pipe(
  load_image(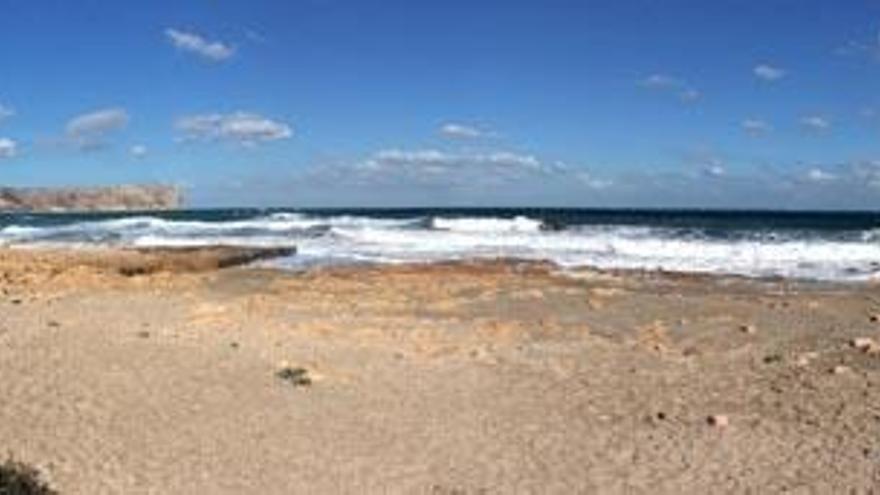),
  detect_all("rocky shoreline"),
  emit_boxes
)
[0,185,181,212]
